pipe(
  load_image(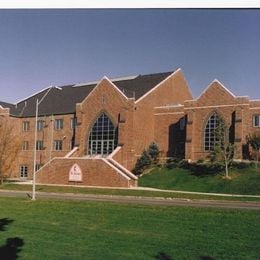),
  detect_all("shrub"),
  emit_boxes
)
[148,142,160,163]
[189,162,224,176]
[133,150,152,175]
[231,161,253,169]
